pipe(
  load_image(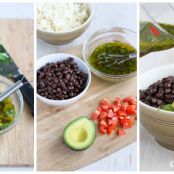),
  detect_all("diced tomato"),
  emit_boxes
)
[100,98,110,106]
[117,129,126,136]
[107,125,115,135]
[119,116,124,124]
[99,111,108,119]
[108,118,118,127]
[91,109,100,120]
[99,103,109,111]
[100,126,107,134]
[126,105,136,115]
[117,110,127,117]
[110,104,120,113]
[125,116,131,119]
[128,115,137,123]
[123,96,136,105]
[120,102,128,111]
[90,96,136,137]
[107,109,115,118]
[100,120,108,128]
[115,97,121,106]
[97,107,102,113]
[122,118,132,129]
[111,116,119,122]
